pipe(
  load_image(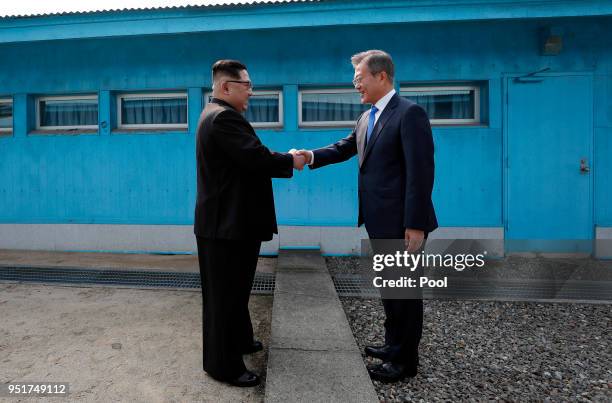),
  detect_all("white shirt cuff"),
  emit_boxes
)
[308,150,315,166]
